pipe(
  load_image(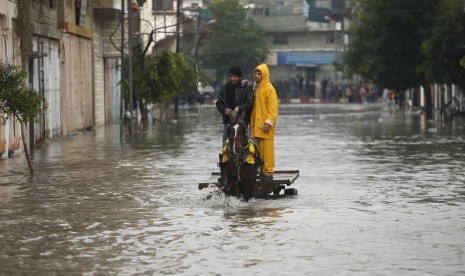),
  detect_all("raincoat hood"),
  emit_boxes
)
[254,64,270,87]
[250,63,278,140]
